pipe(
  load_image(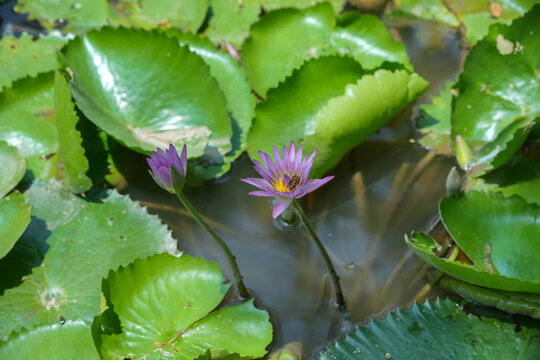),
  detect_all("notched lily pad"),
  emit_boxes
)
[0,321,99,360]
[320,298,540,360]
[0,180,179,341]
[0,141,26,198]
[242,2,412,97]
[247,56,428,177]
[61,27,232,161]
[96,253,273,360]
